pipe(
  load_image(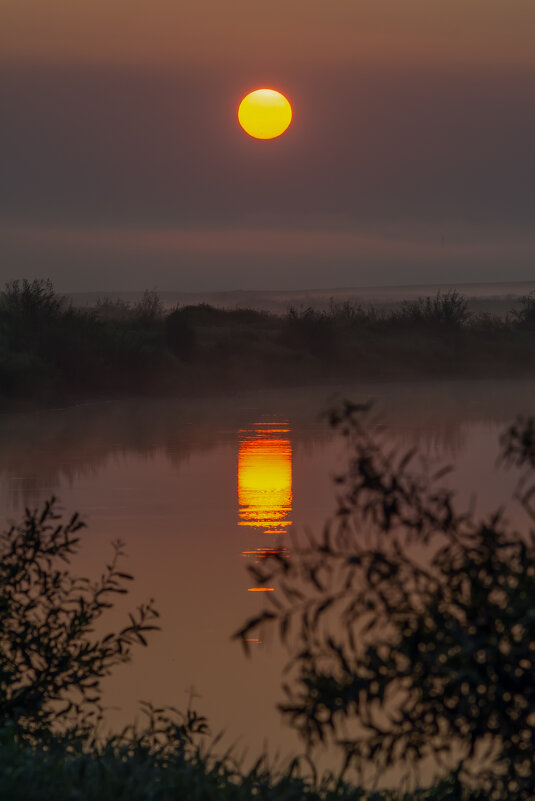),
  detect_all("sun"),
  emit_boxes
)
[238,88,292,140]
